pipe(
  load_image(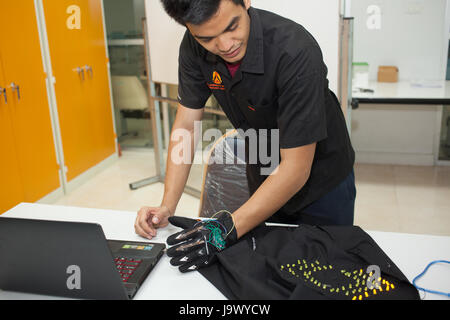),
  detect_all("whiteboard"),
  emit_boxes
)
[145,0,341,92]
[145,0,185,85]
[350,0,448,81]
